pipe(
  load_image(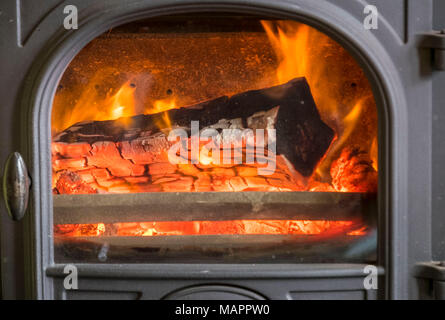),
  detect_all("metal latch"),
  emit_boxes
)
[2,152,31,221]
[420,30,445,71]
